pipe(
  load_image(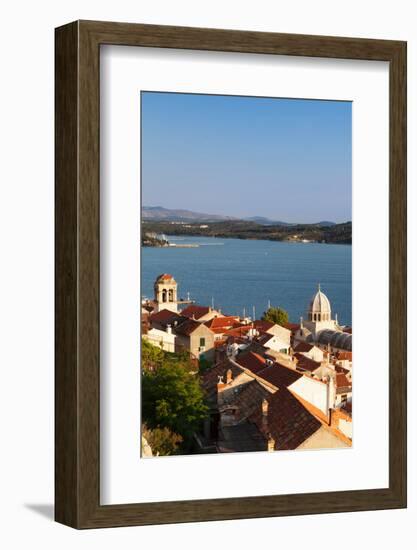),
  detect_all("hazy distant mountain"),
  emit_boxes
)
[315,221,337,227]
[245,216,294,226]
[143,206,338,226]
[245,216,337,227]
[142,206,237,222]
